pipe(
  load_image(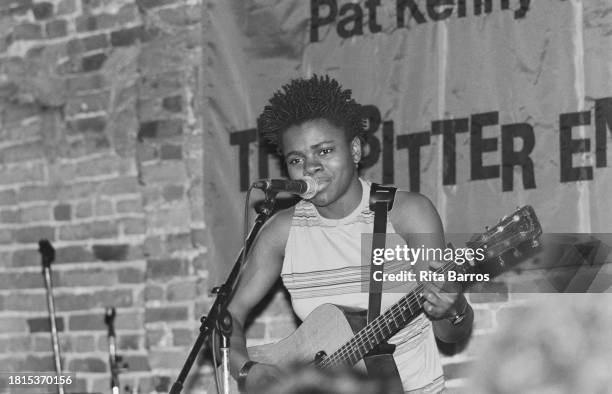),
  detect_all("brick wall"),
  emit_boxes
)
[0,1,518,393]
[0,0,218,392]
